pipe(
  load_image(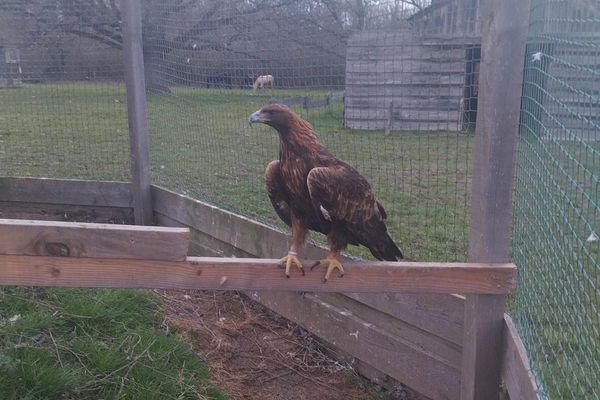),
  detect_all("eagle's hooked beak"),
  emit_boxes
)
[248,110,267,125]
